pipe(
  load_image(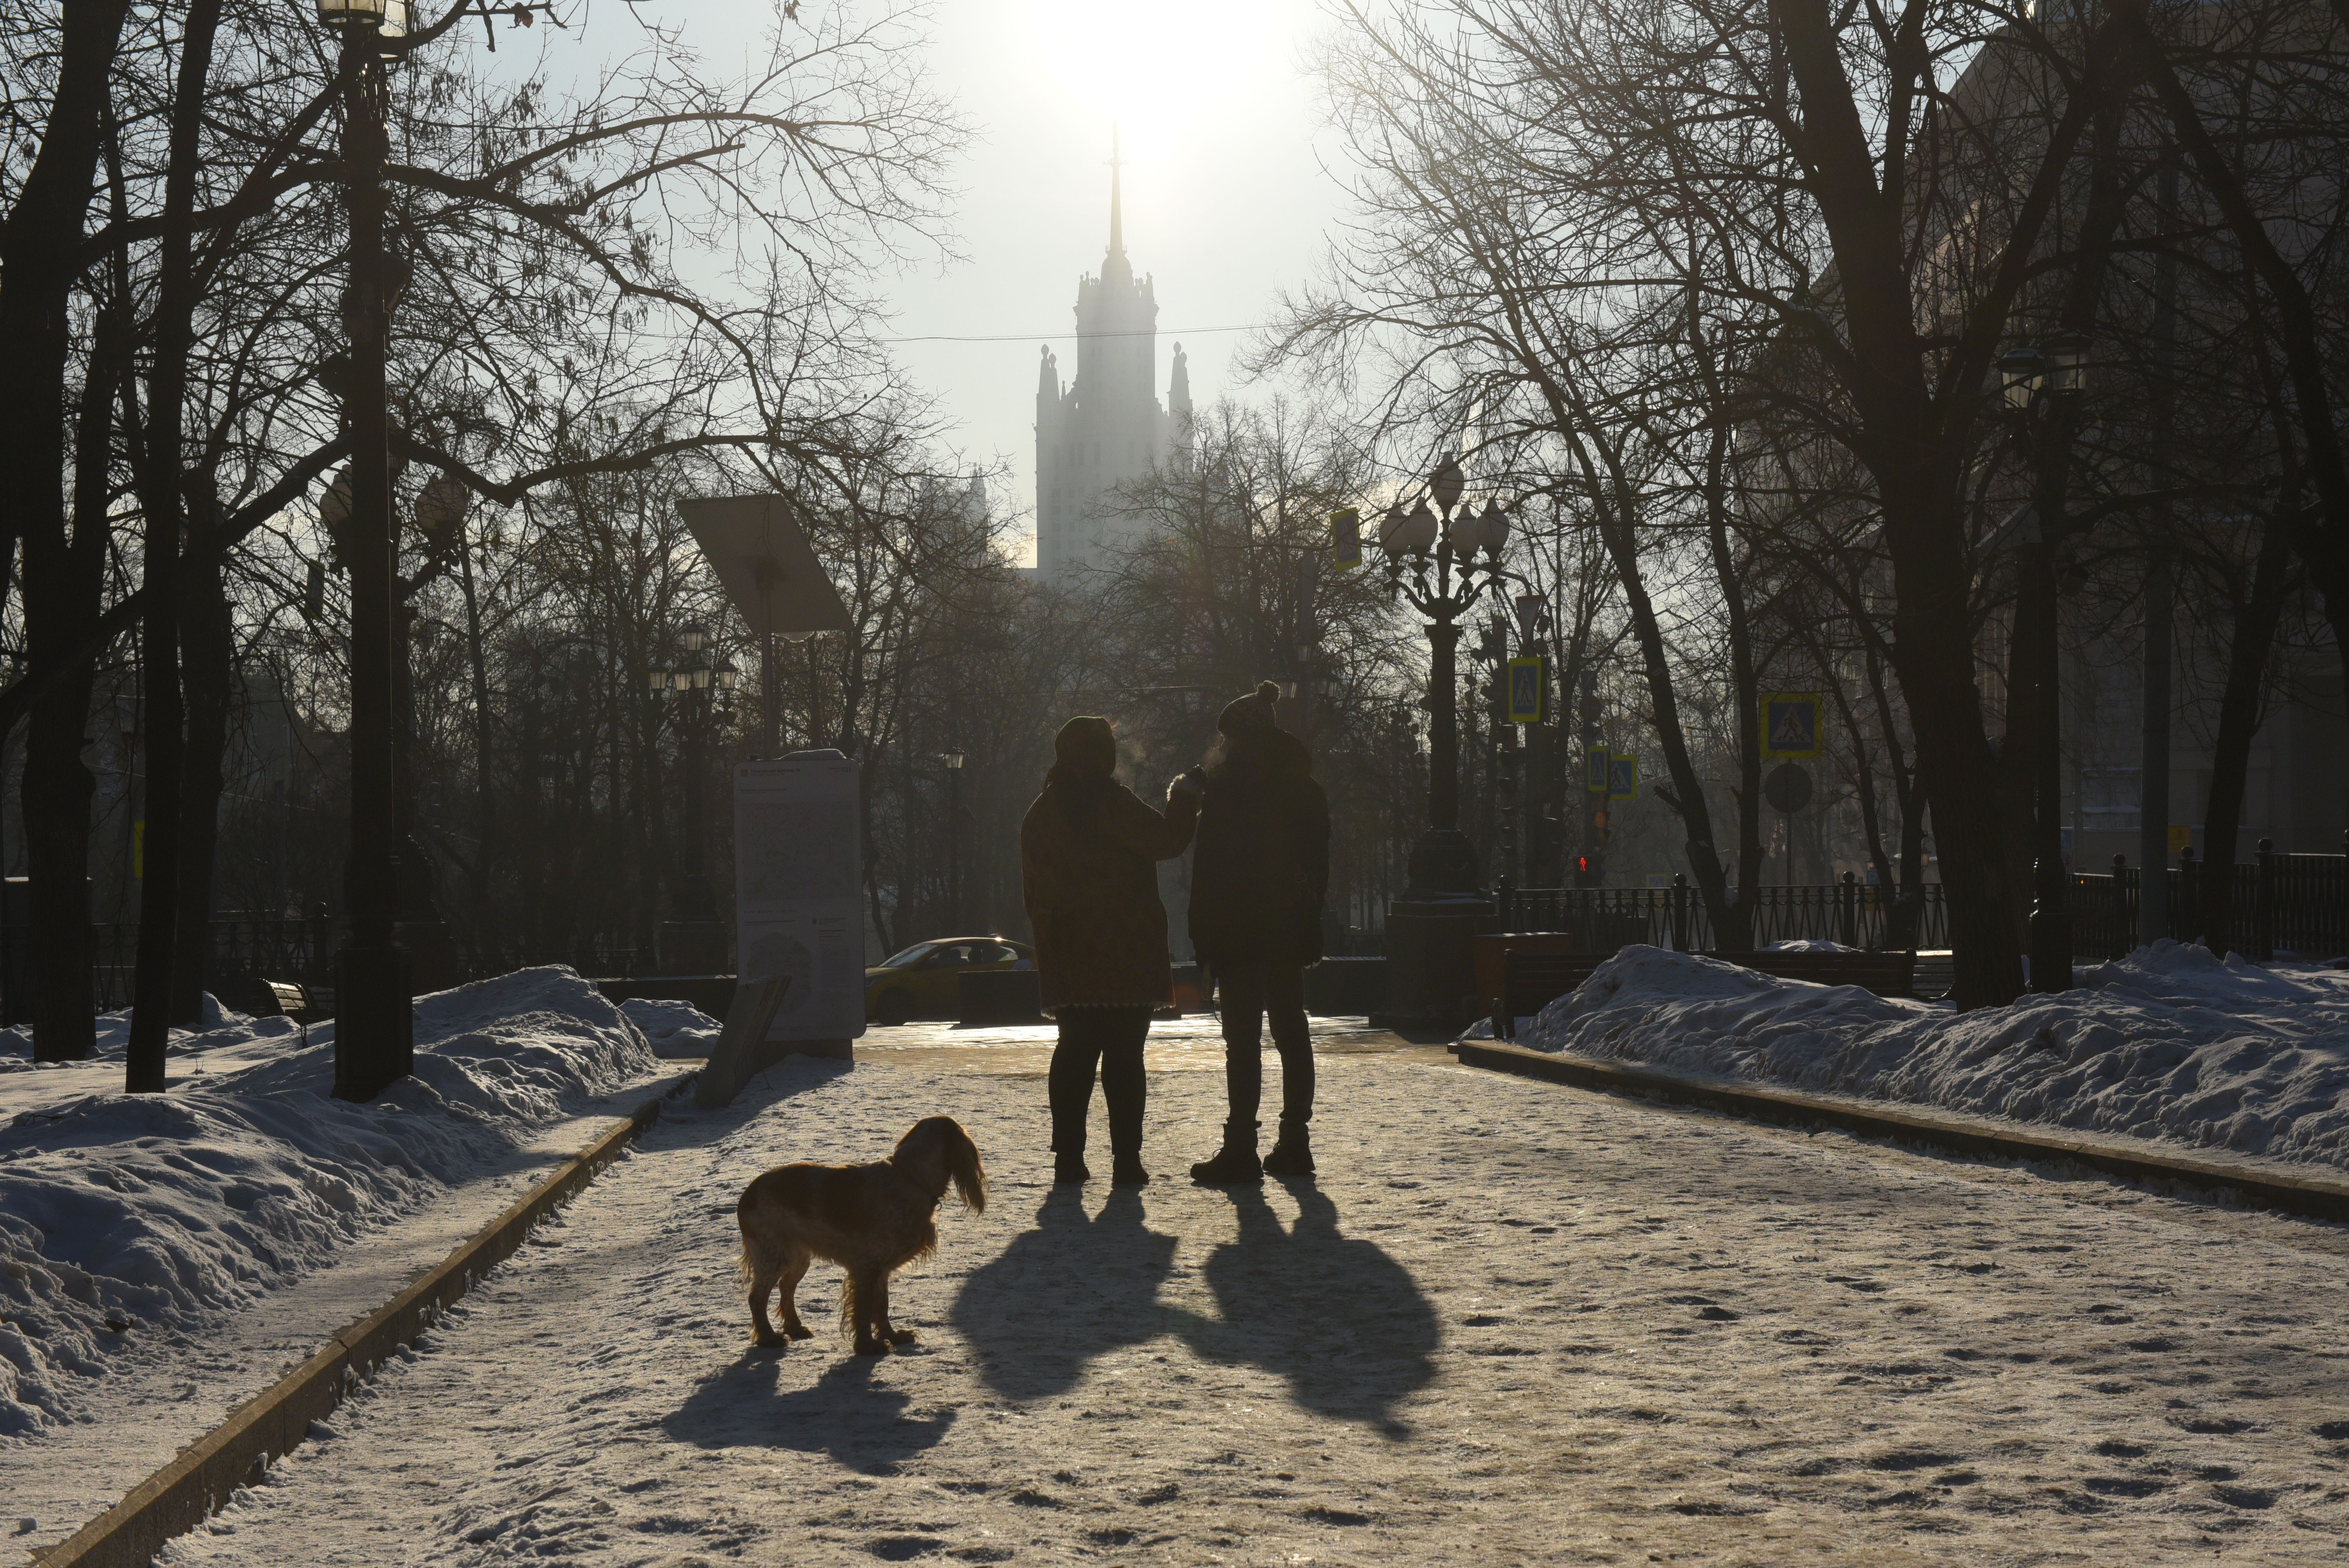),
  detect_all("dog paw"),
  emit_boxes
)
[786,1324,815,1340]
